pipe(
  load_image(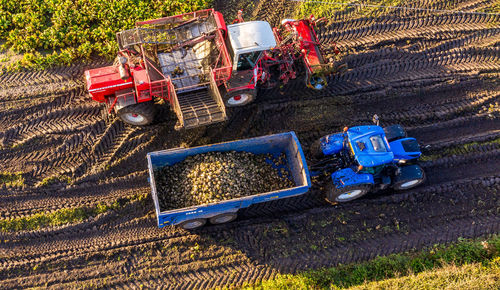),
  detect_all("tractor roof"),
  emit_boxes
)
[227,21,277,55]
[347,125,394,167]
